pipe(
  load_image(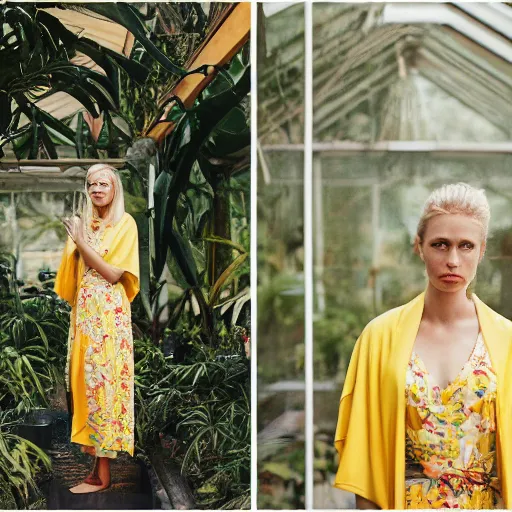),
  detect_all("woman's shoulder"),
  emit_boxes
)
[119,211,137,227]
[475,296,512,333]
